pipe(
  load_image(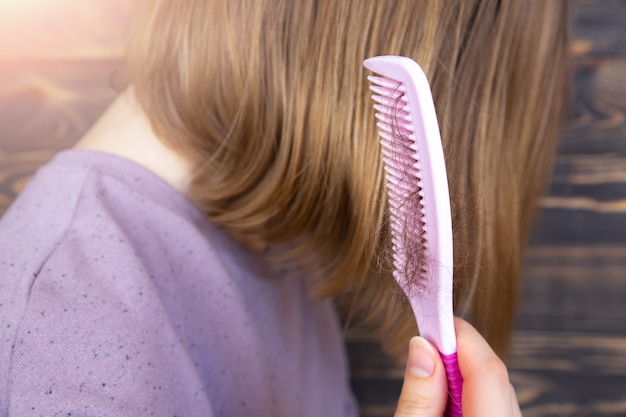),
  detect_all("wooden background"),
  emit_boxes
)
[1,1,625,416]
